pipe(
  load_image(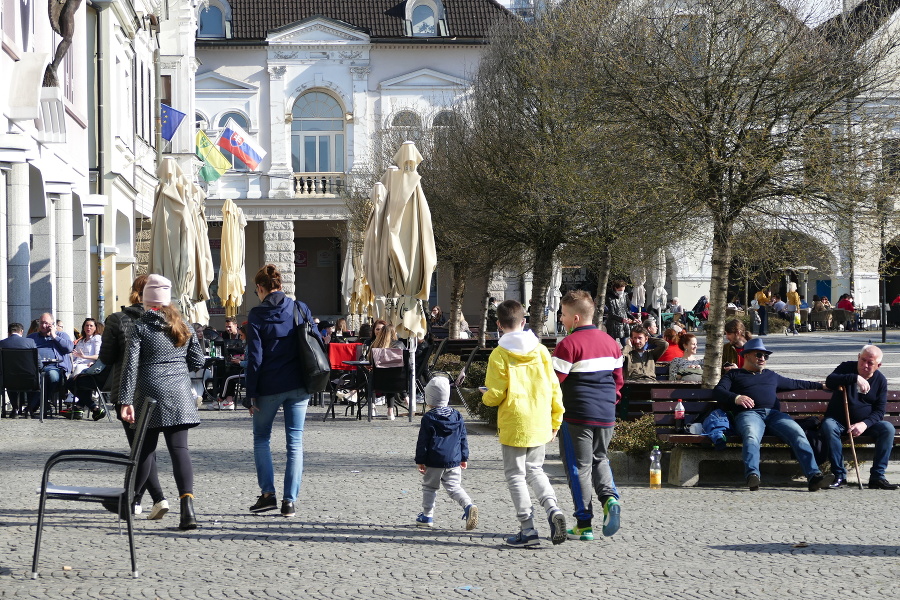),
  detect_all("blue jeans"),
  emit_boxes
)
[820,417,895,479]
[735,409,821,479]
[27,366,64,412]
[252,387,310,502]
